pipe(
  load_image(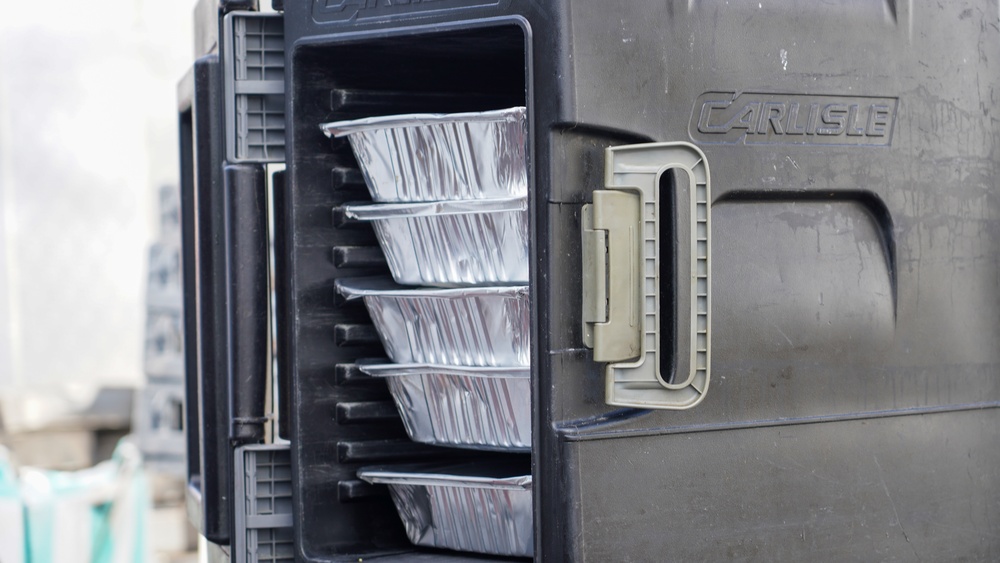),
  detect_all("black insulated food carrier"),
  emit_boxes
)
[177,1,1000,561]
